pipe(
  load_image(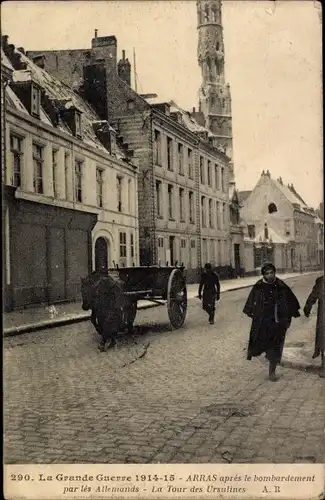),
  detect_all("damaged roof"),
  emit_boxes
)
[2,45,126,160]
